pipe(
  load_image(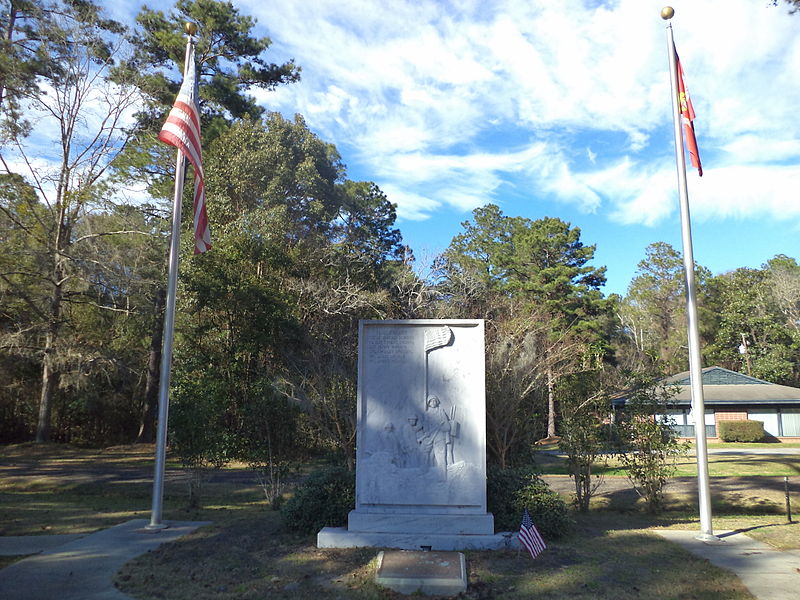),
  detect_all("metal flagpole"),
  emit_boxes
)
[147,23,197,531]
[662,7,716,541]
